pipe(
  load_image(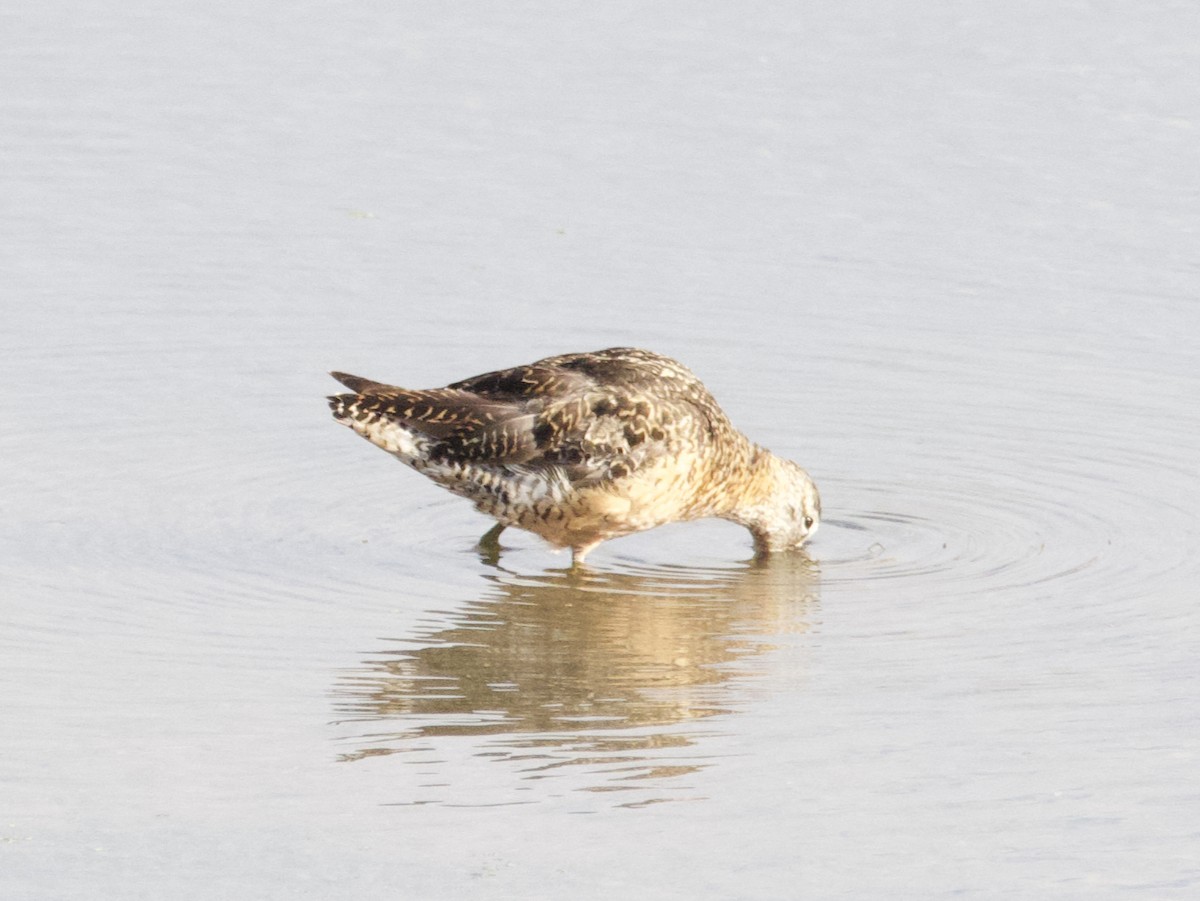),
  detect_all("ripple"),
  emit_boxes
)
[813,426,1197,607]
[819,477,1101,591]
